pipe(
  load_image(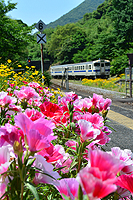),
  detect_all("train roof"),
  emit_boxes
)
[50,59,110,68]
